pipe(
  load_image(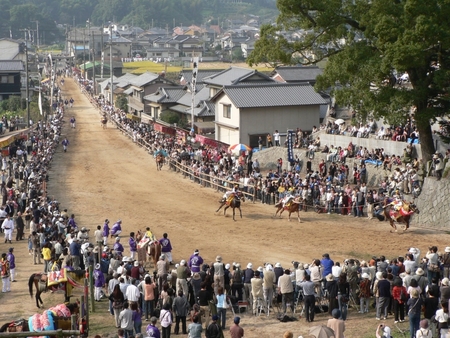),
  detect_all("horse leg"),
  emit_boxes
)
[239,207,242,219]
[288,211,291,221]
[224,206,228,216]
[216,204,224,213]
[297,211,301,223]
[232,208,236,221]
